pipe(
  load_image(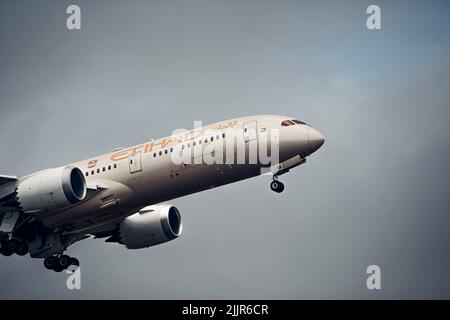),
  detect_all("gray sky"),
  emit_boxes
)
[1,0,450,299]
